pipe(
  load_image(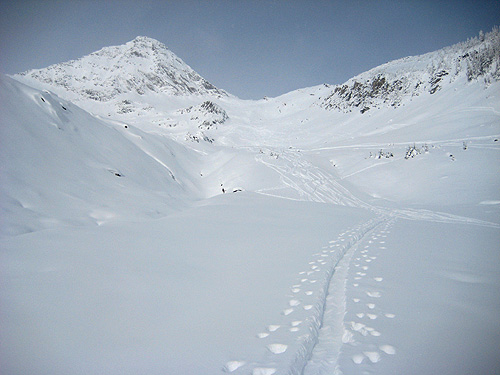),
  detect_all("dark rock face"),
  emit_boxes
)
[320,27,500,114]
